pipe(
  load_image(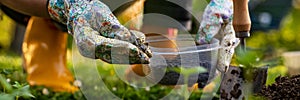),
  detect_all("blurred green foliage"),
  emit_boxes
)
[0,12,15,49]
[248,8,300,54]
[235,49,263,68]
[0,50,218,99]
[0,51,22,70]
[0,50,286,99]
[266,65,287,85]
